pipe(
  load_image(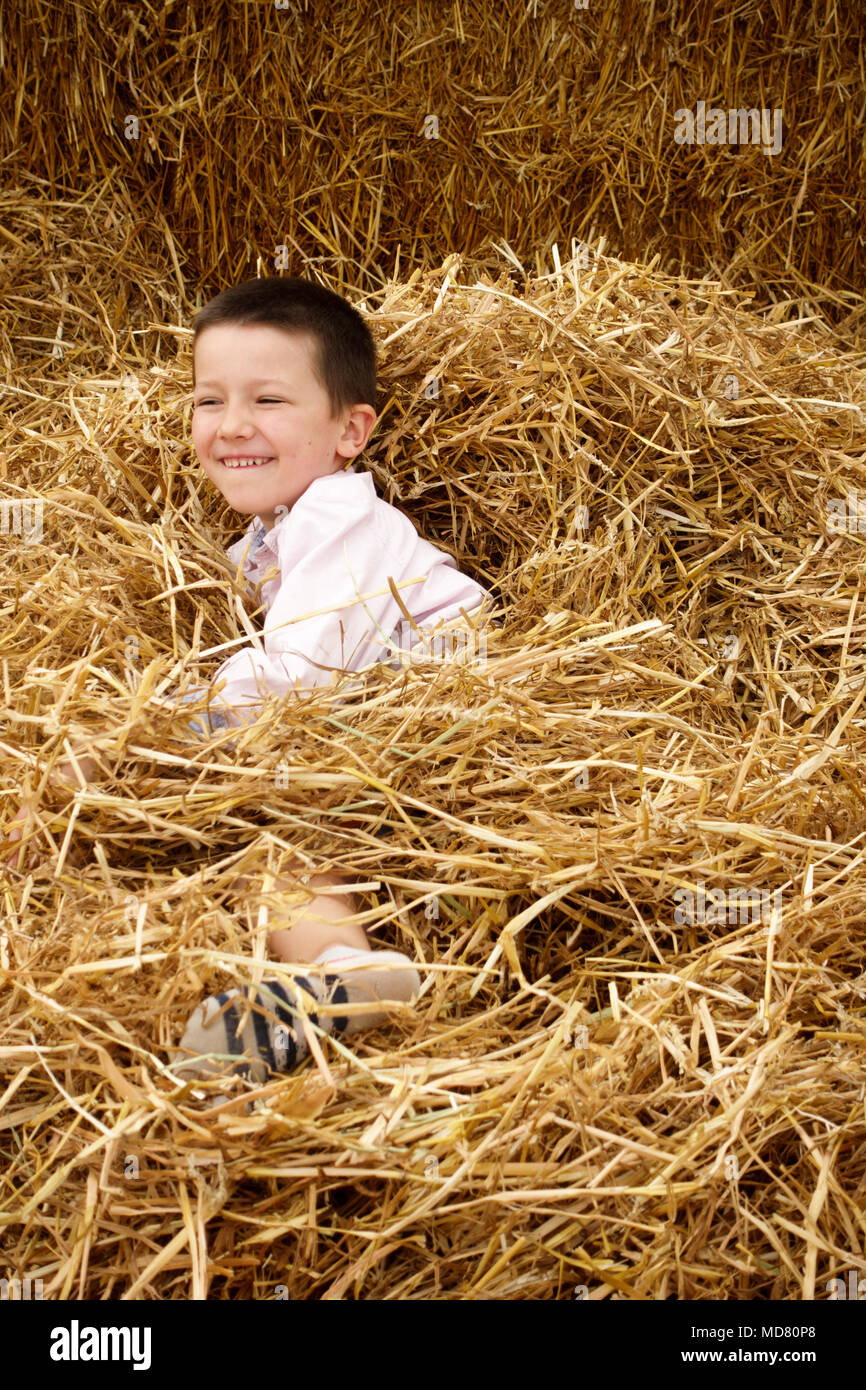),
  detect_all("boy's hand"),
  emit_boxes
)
[3,754,99,873]
[46,754,100,789]
[4,792,42,873]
